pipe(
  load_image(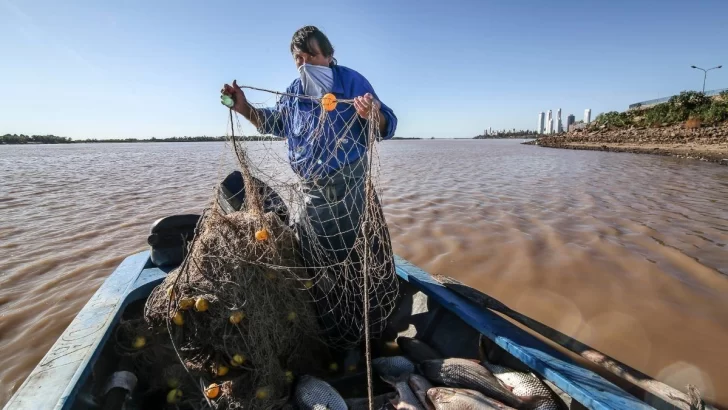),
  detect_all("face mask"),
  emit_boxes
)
[298,63,334,98]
